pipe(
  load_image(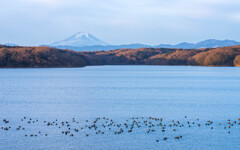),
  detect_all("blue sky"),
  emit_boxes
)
[1,0,240,46]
